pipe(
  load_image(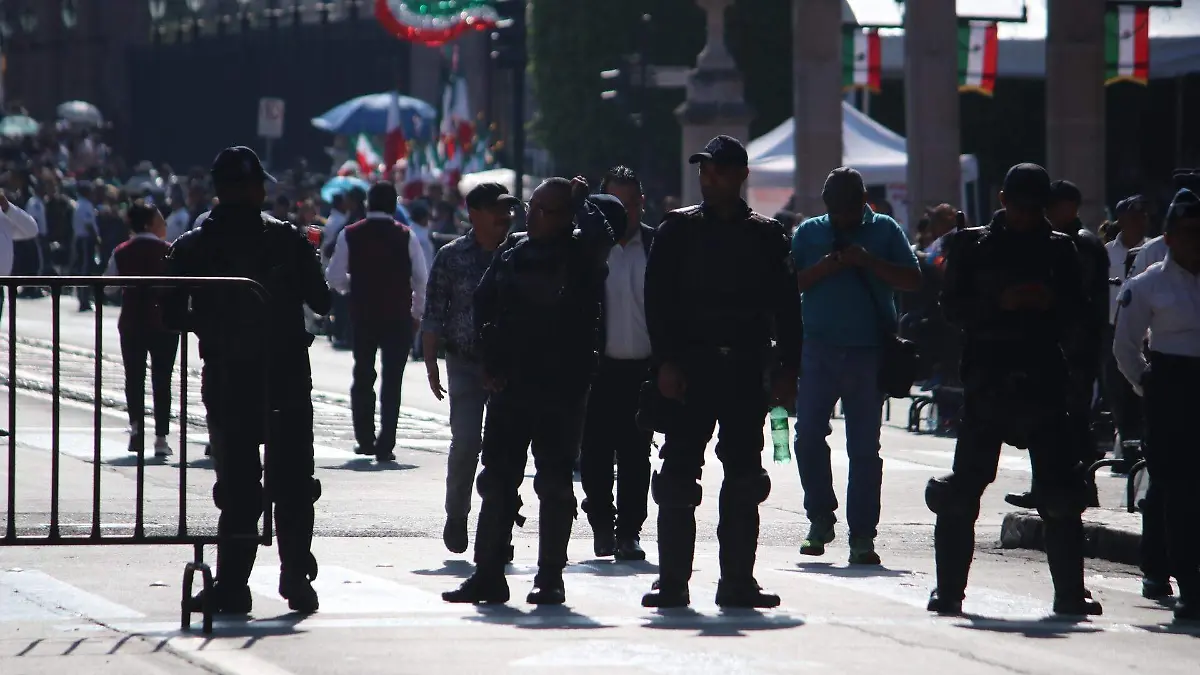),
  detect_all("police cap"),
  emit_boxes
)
[1115,194,1147,216]
[587,193,628,236]
[688,135,748,167]
[465,182,521,211]
[1166,188,1200,230]
[1048,179,1082,206]
[1001,163,1051,209]
[210,146,276,186]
